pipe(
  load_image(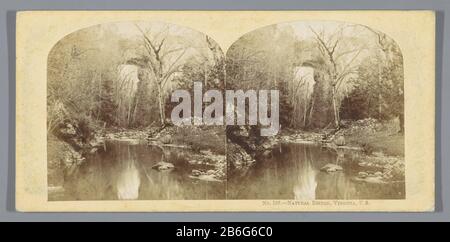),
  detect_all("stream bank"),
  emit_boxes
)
[228,118,405,186]
[48,118,405,199]
[98,125,226,183]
